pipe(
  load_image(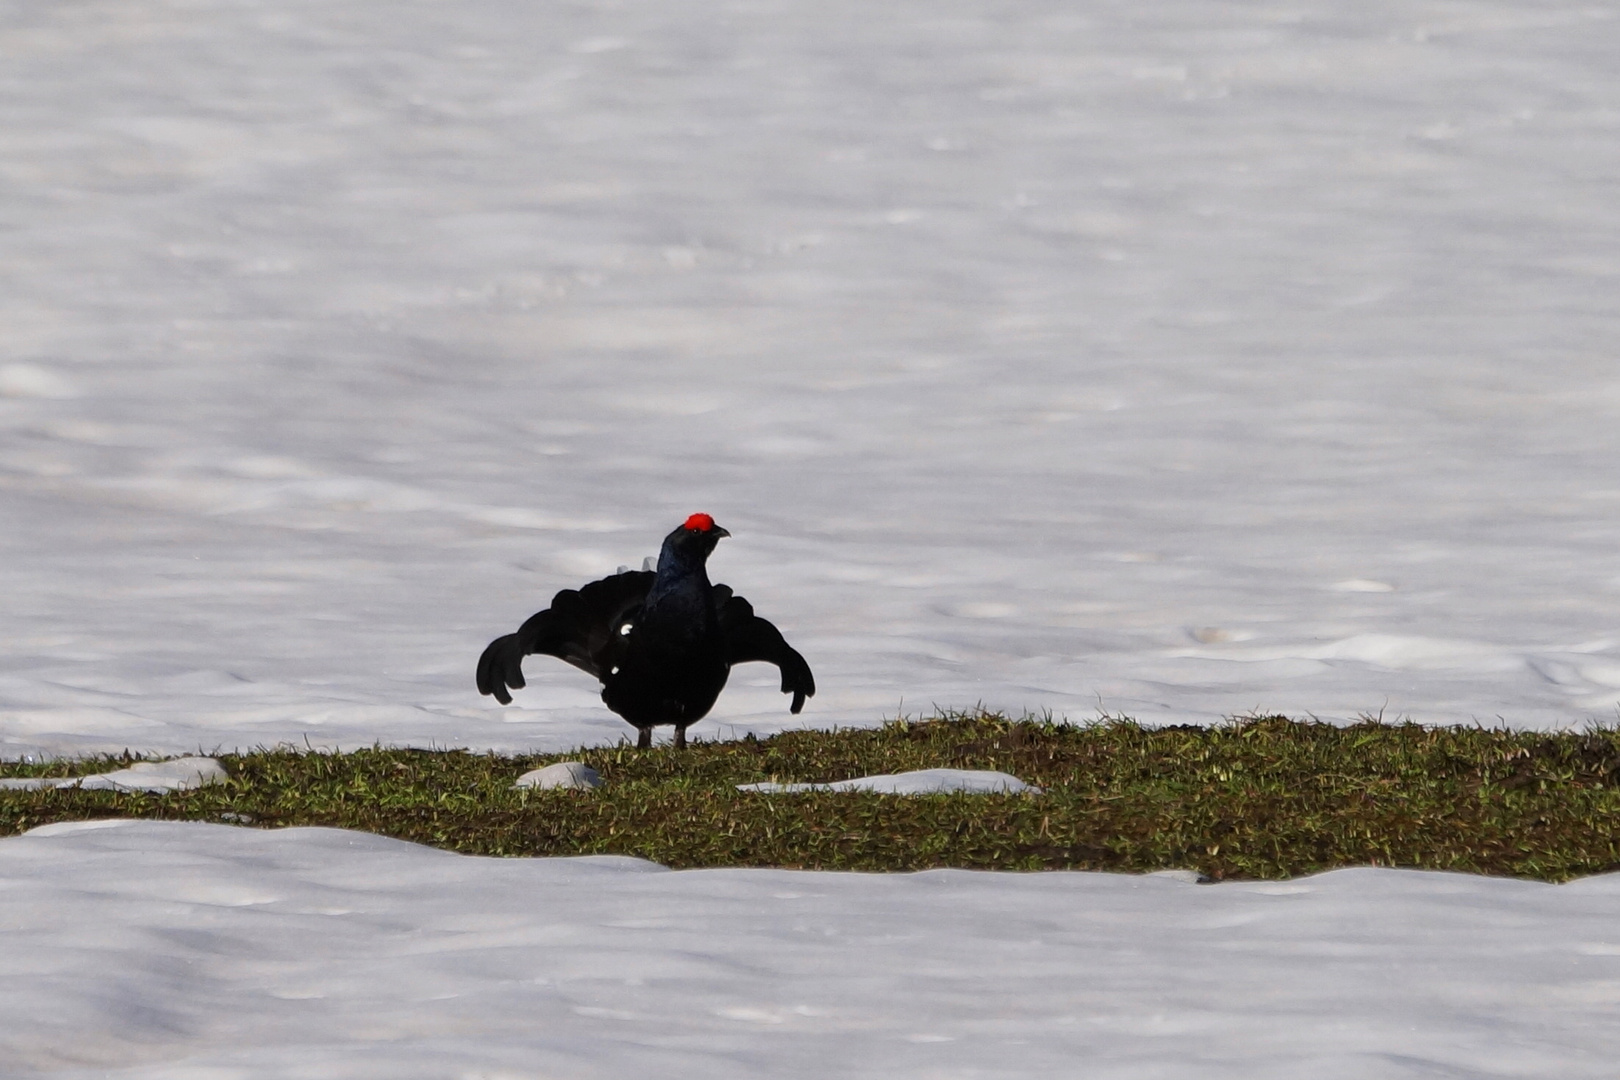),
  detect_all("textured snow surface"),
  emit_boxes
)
[739,768,1040,794]
[3,0,1620,756]
[0,820,1616,1079]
